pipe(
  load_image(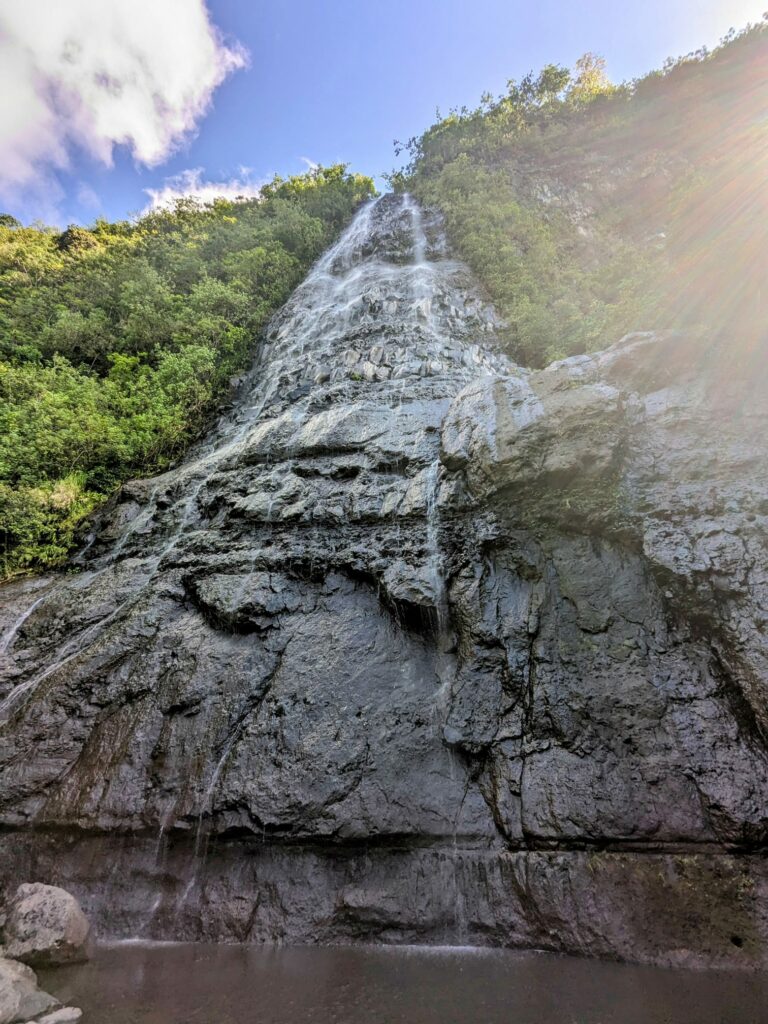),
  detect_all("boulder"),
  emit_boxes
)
[3,885,89,967]
[0,957,59,1024]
